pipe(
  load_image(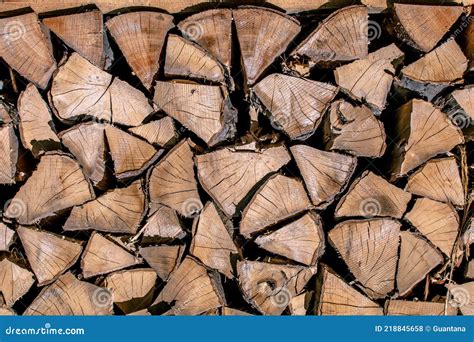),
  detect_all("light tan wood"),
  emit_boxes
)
[0,223,14,251]
[385,300,457,315]
[289,292,309,315]
[128,117,176,147]
[0,307,15,315]
[140,245,184,281]
[446,282,474,315]
[221,307,252,316]
[0,124,18,185]
[466,260,474,279]
[141,205,186,241]
[0,258,34,306]
[451,86,474,121]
